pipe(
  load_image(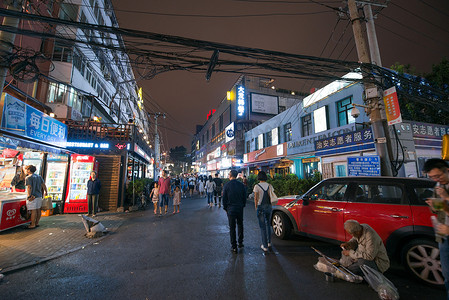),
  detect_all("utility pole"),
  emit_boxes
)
[348,0,393,176]
[152,112,165,179]
[363,3,383,67]
[0,0,23,96]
